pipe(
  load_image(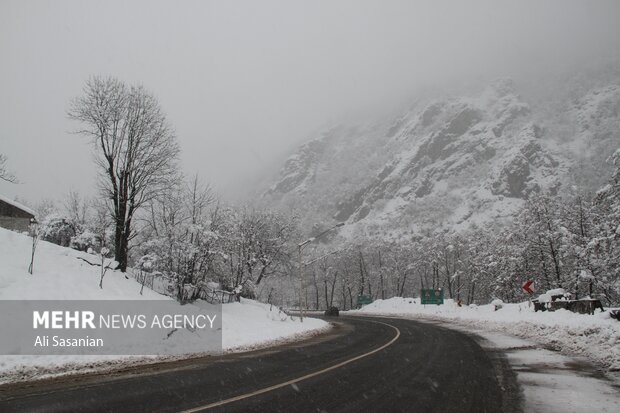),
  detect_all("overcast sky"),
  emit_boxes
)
[1,0,619,205]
